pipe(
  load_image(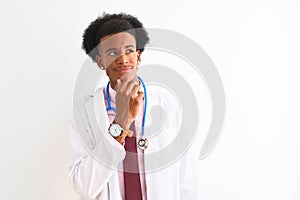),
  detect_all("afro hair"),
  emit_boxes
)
[82,12,150,62]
